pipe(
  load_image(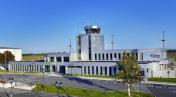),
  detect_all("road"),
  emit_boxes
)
[146,84,176,97]
[0,74,176,97]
